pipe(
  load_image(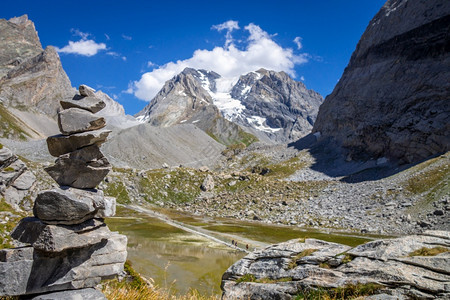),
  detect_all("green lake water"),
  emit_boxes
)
[106,206,380,296]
